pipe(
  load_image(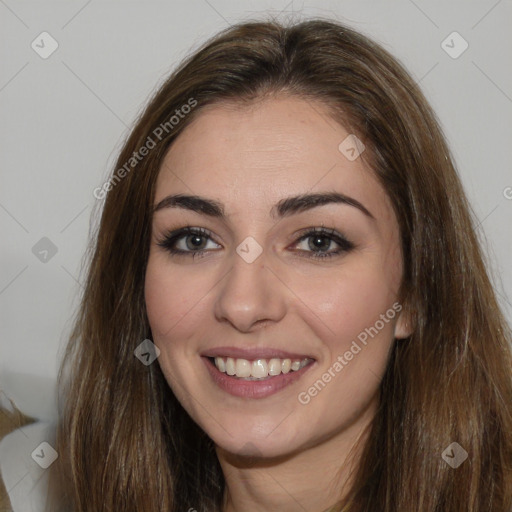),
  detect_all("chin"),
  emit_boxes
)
[210,423,307,461]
